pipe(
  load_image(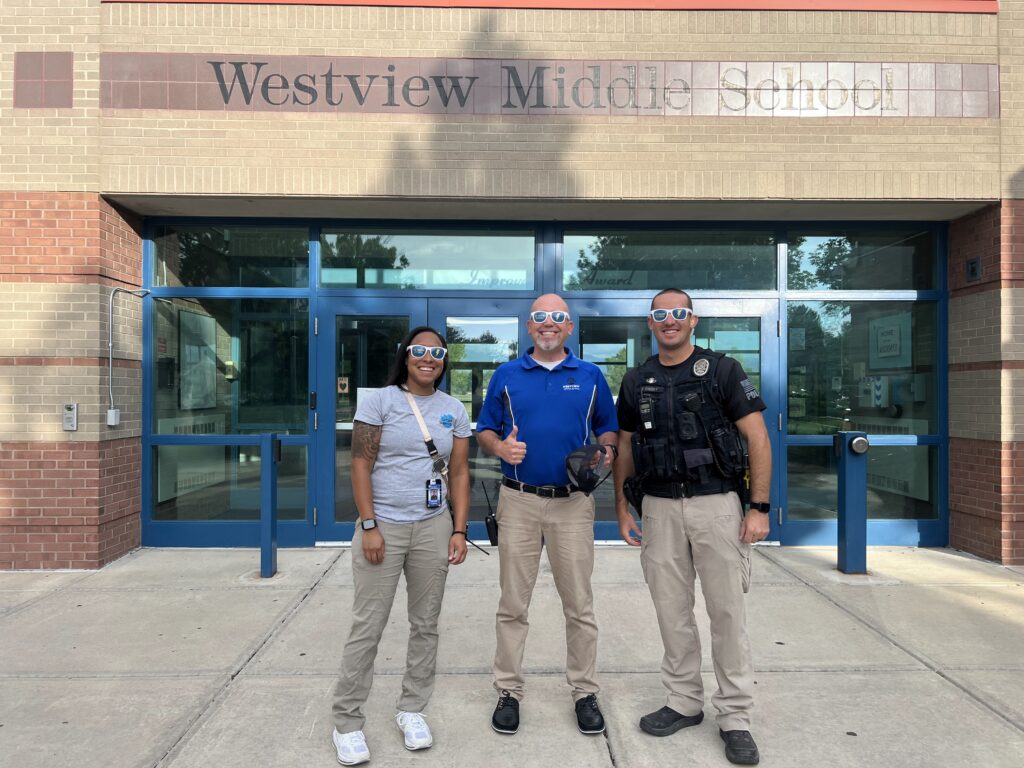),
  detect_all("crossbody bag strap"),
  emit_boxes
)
[401,388,488,555]
[402,388,449,485]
